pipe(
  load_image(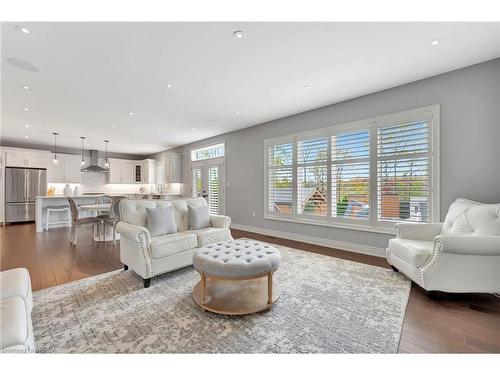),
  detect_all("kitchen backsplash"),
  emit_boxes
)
[48,172,183,195]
